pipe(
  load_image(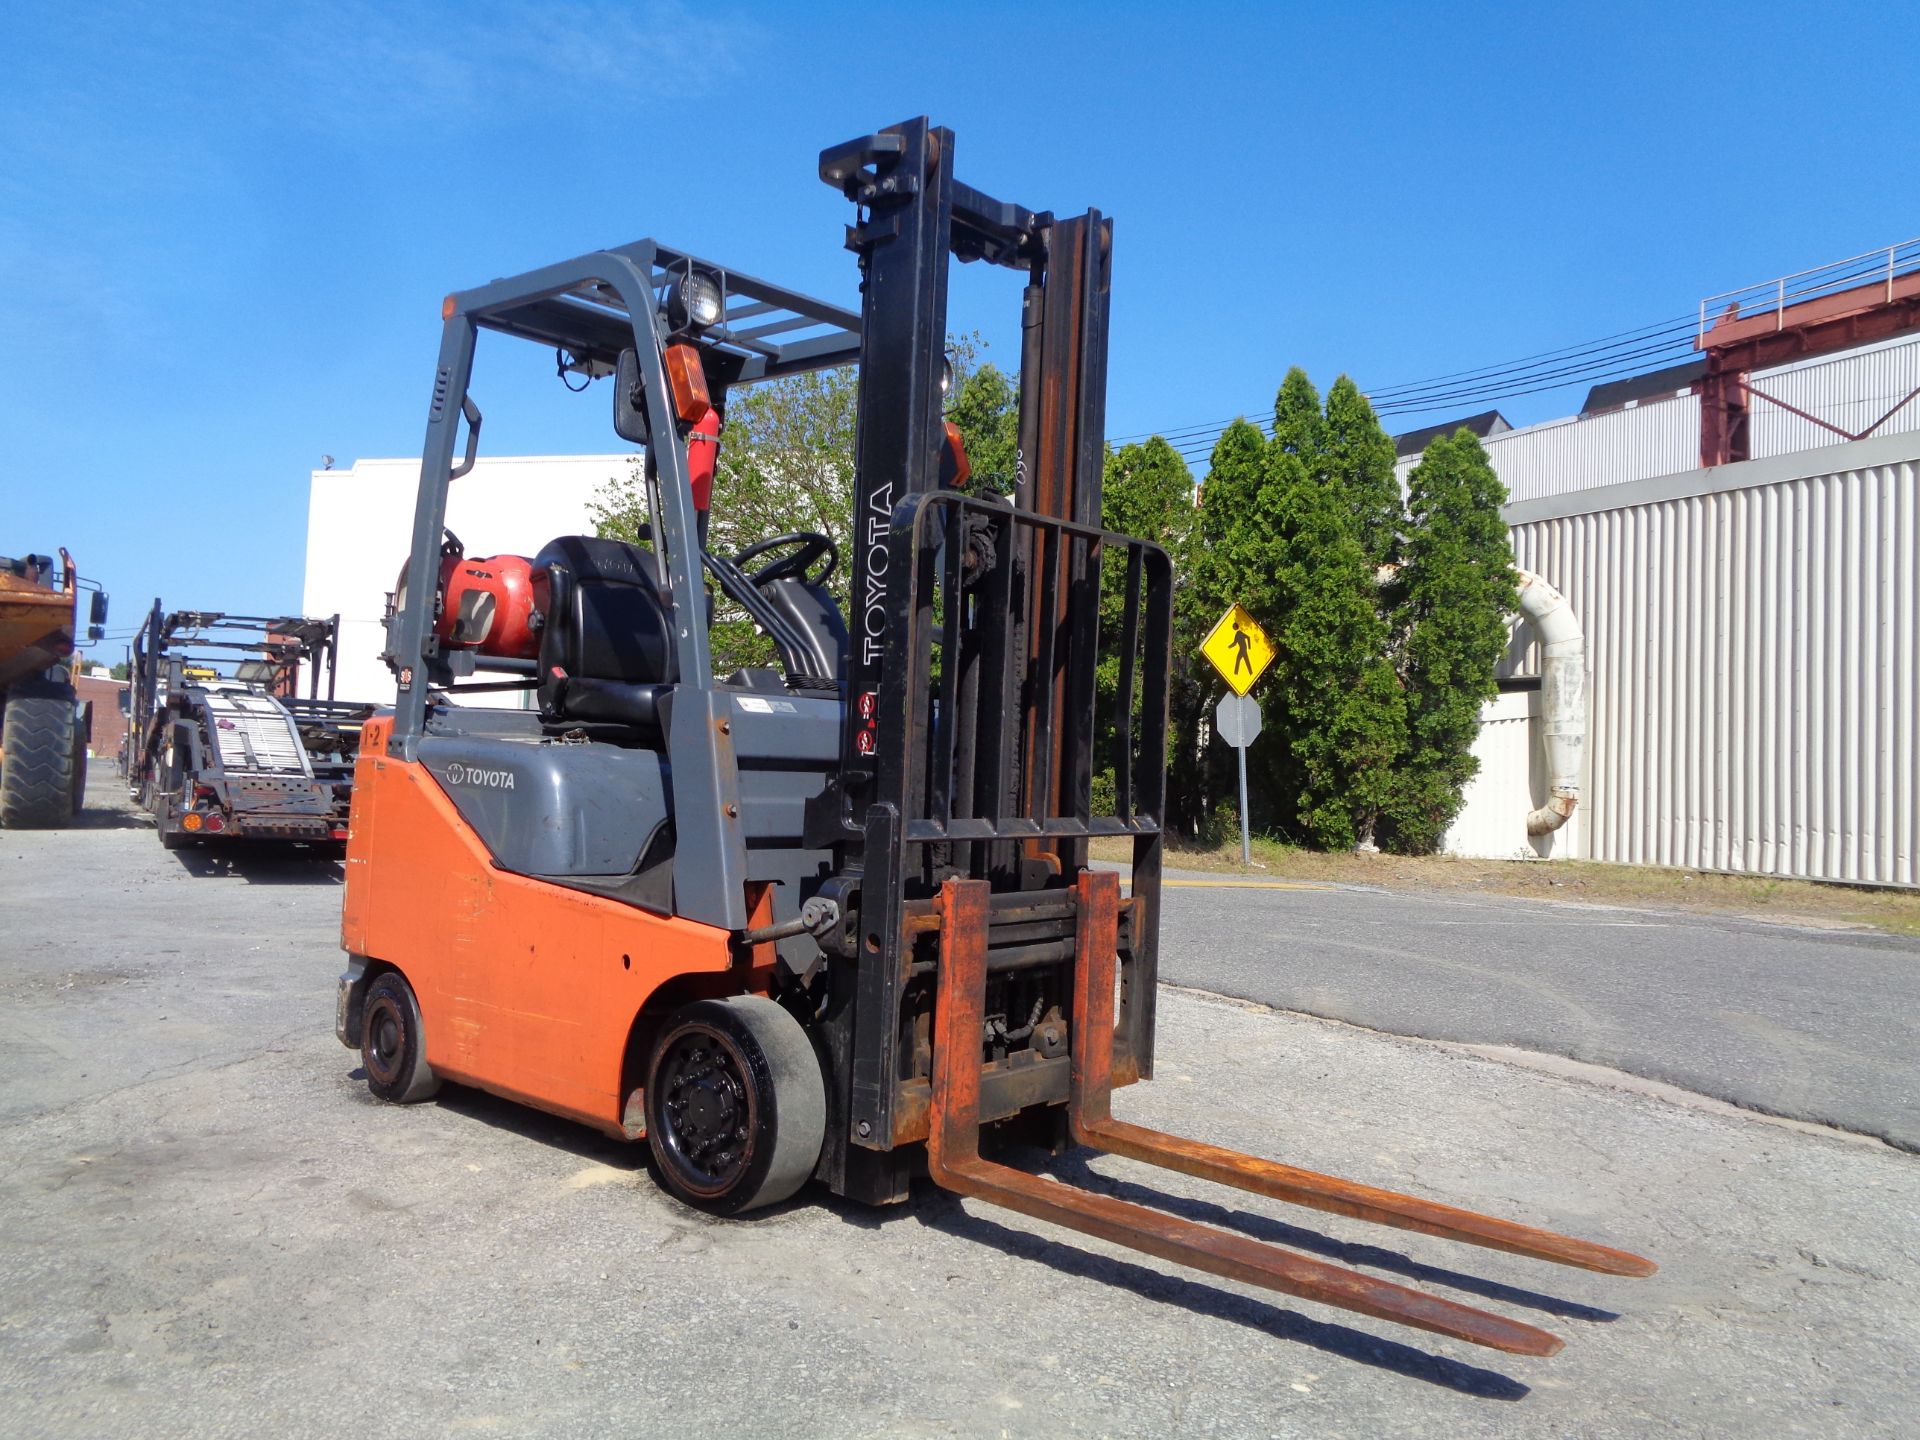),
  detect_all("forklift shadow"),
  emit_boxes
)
[424,1084,866,1226]
[374,1083,1527,1391]
[171,841,344,885]
[427,1082,643,1169]
[906,1186,1531,1400]
[1040,1150,1620,1326]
